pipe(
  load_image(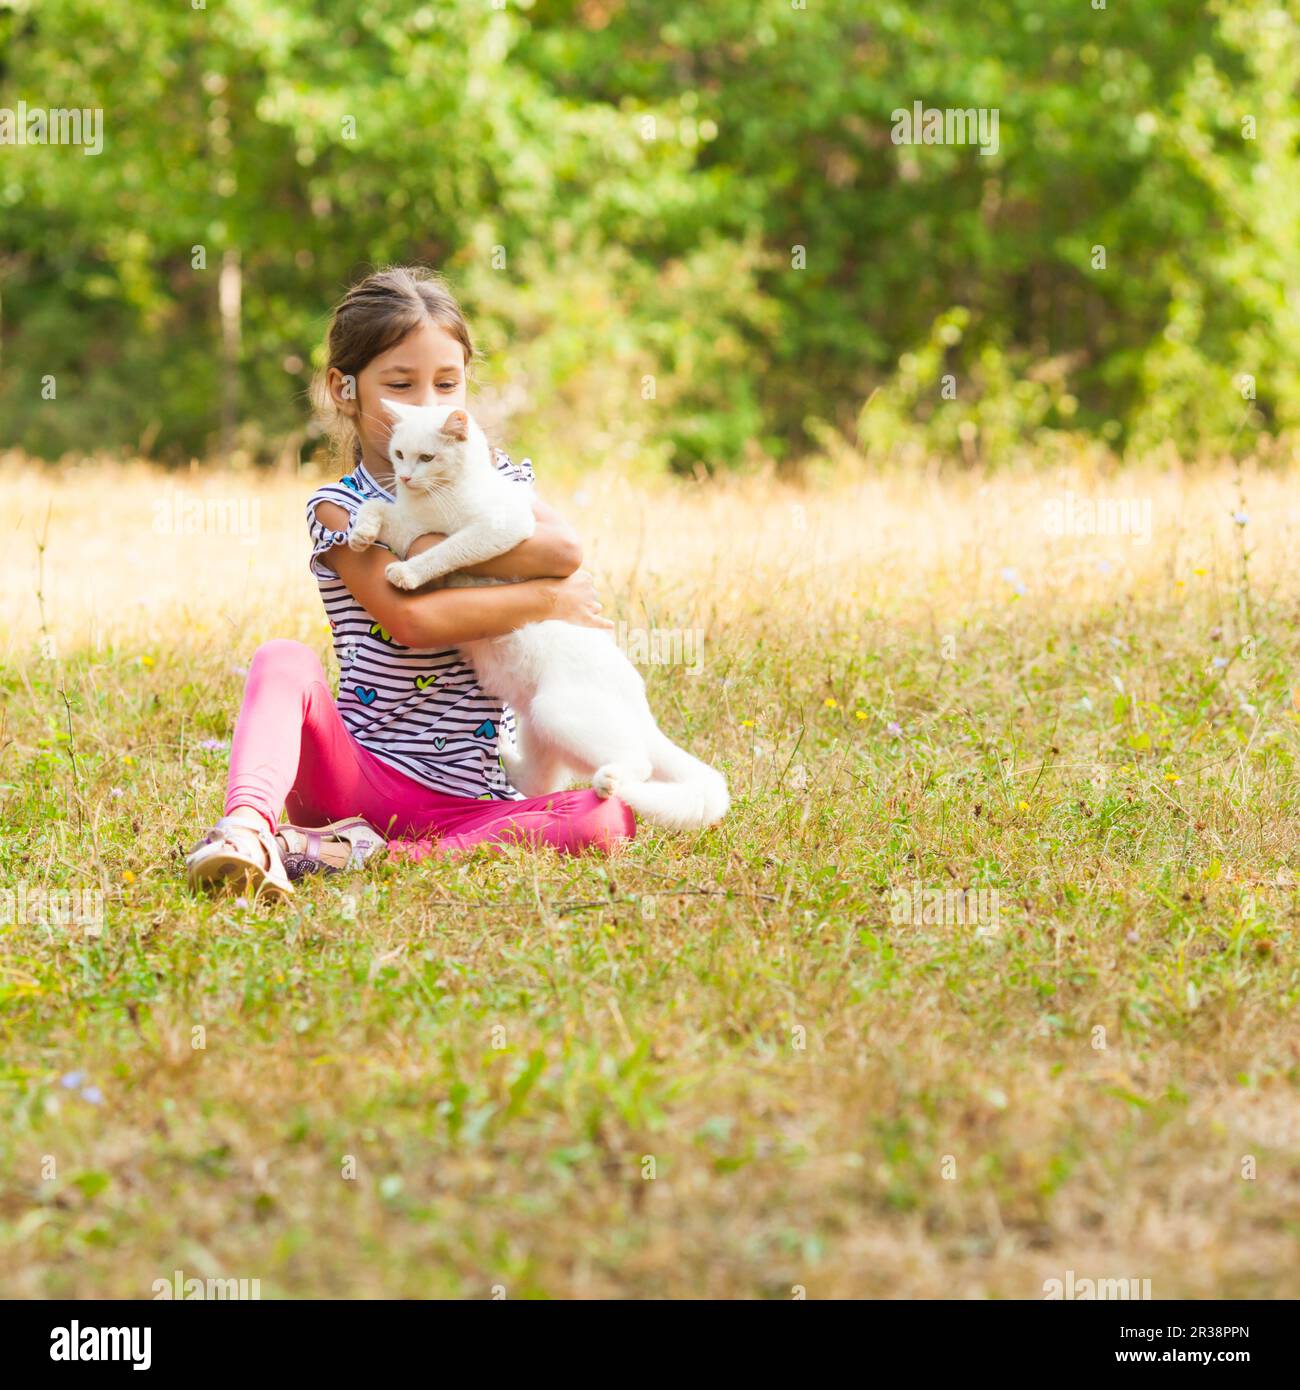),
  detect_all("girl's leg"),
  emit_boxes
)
[225,638,635,859]
[225,639,382,833]
[385,788,636,863]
